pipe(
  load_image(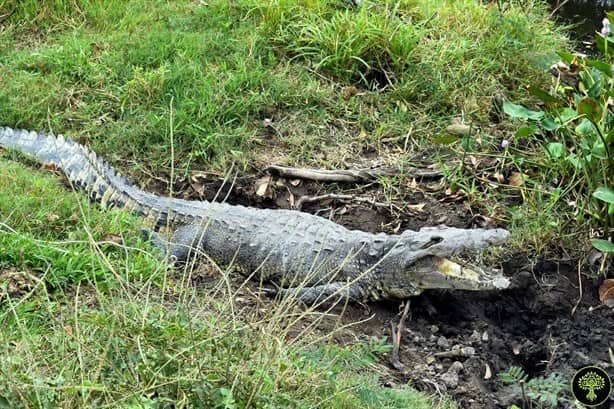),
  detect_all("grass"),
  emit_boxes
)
[0,0,566,174]
[0,0,582,406]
